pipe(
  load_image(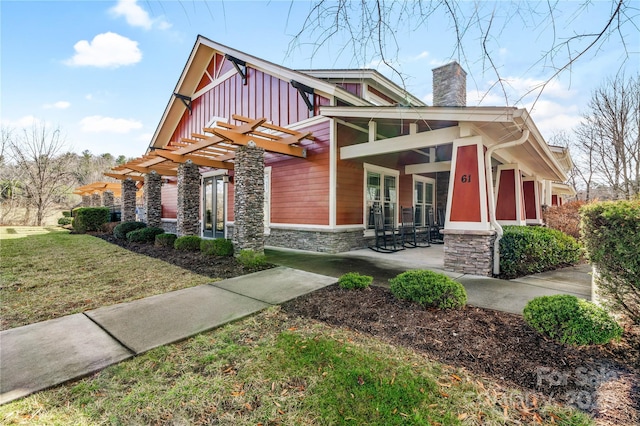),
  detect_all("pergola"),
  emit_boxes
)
[106,114,314,180]
[73,182,123,198]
